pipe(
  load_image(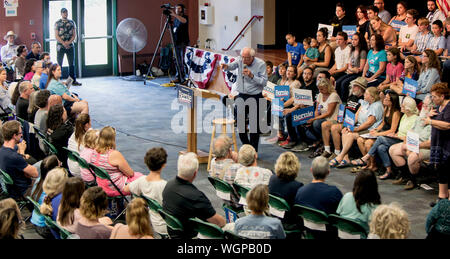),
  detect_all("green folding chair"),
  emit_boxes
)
[268,194,290,219]
[208,176,244,215]
[44,215,73,239]
[42,138,58,155]
[2,169,29,216]
[232,182,251,206]
[138,195,163,213]
[133,195,170,239]
[0,168,11,198]
[189,217,226,239]
[32,125,47,140]
[16,116,26,127]
[293,204,330,239]
[328,214,369,239]
[88,163,129,222]
[268,194,302,236]
[26,196,73,239]
[158,209,184,239]
[63,147,97,185]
